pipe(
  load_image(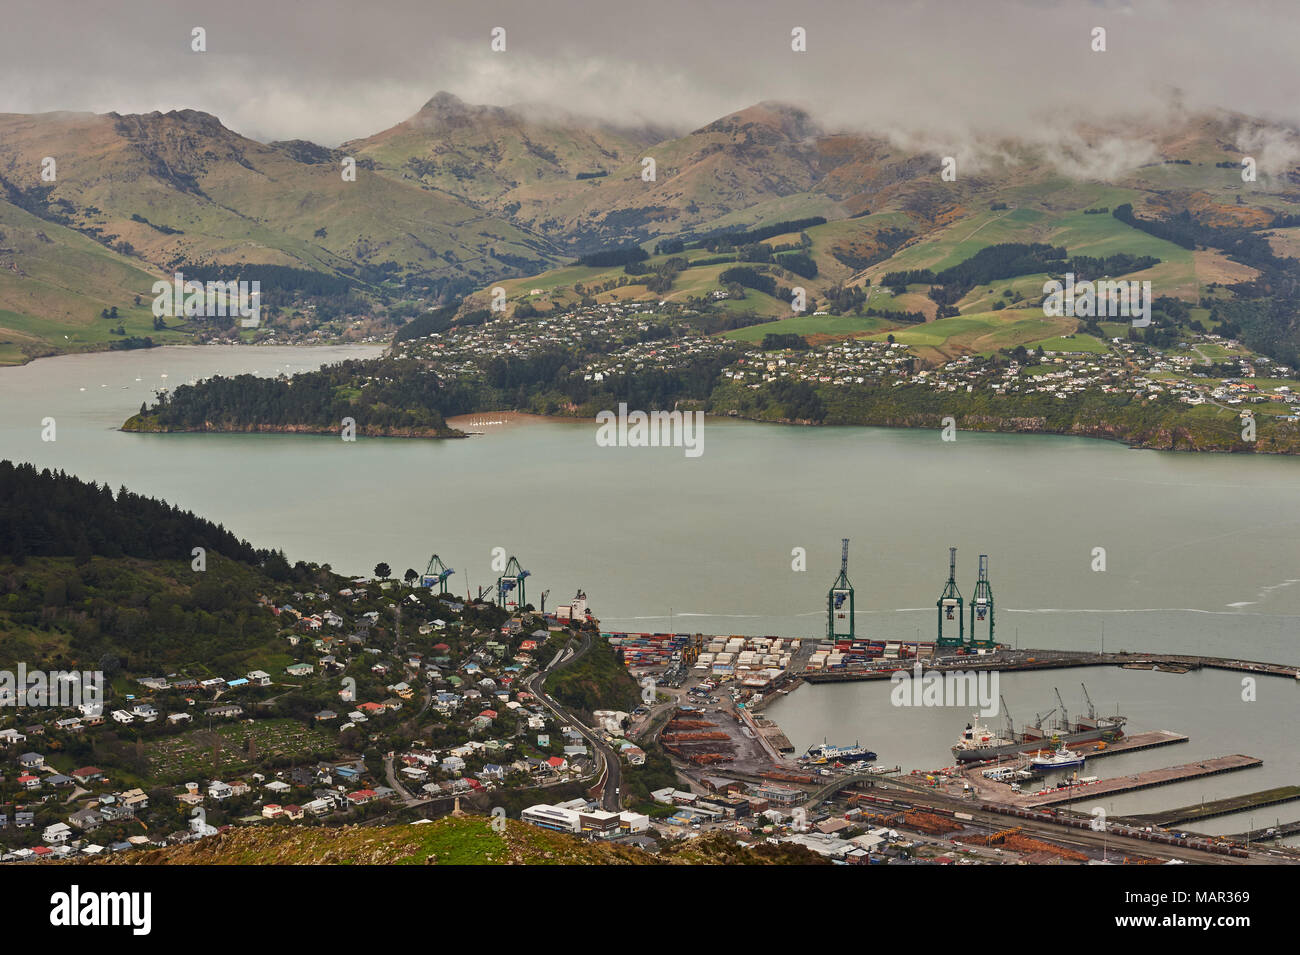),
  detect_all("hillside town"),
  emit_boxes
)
[0,574,633,861]
[391,300,1300,422]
